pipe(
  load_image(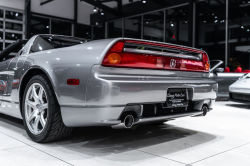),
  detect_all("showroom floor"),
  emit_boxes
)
[0,101,250,166]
